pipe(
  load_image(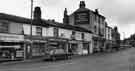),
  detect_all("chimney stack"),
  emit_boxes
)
[34,6,41,20]
[95,9,99,14]
[63,8,69,24]
[79,1,86,8]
